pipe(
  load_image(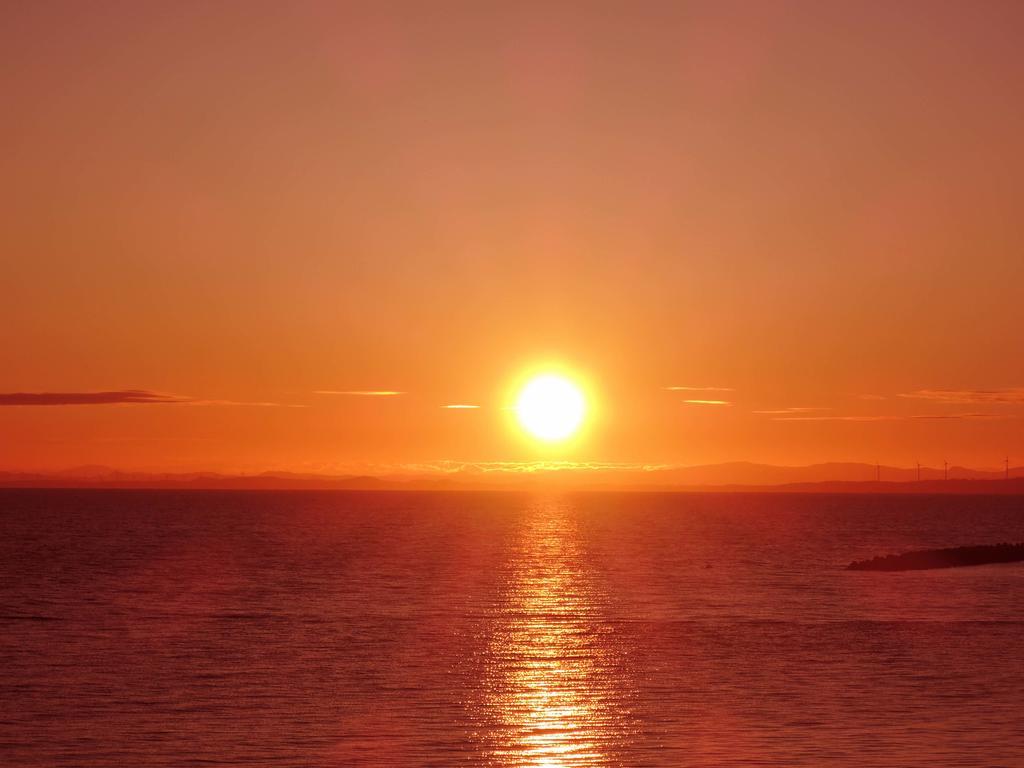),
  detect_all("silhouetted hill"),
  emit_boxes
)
[849,543,1024,571]
[1,463,1023,493]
